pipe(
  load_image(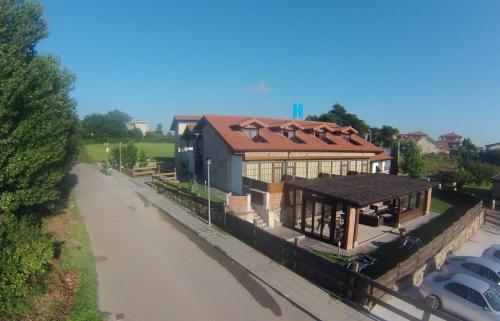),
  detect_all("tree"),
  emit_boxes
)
[138,149,148,167]
[0,0,78,214]
[112,143,137,168]
[400,141,424,178]
[480,150,500,167]
[306,103,370,135]
[155,123,163,135]
[80,109,132,142]
[371,125,399,148]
